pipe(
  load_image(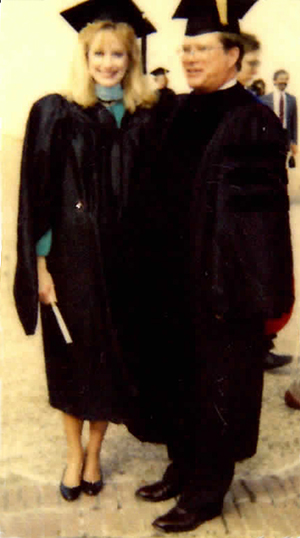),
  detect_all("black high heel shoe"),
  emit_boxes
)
[60,469,82,501]
[81,477,103,496]
[60,481,82,501]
